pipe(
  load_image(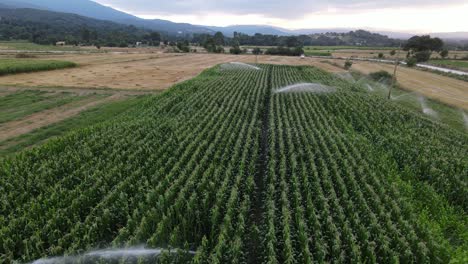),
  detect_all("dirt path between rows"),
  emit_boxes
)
[0,94,124,142]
